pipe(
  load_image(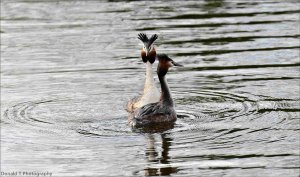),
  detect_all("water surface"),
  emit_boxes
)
[1,0,300,176]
